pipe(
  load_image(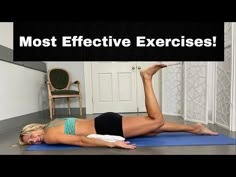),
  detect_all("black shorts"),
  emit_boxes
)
[94,112,124,136]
